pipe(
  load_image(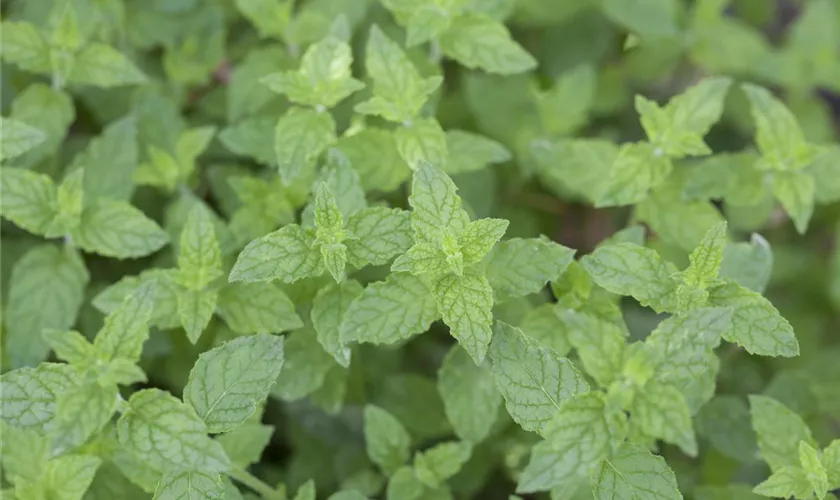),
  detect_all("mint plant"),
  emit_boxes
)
[2,0,840,499]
